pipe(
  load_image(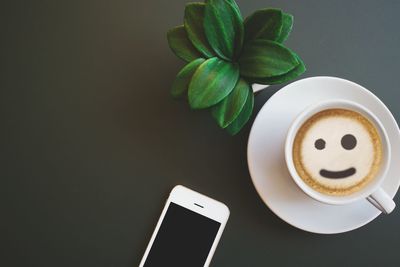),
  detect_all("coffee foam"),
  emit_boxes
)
[293,109,382,196]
